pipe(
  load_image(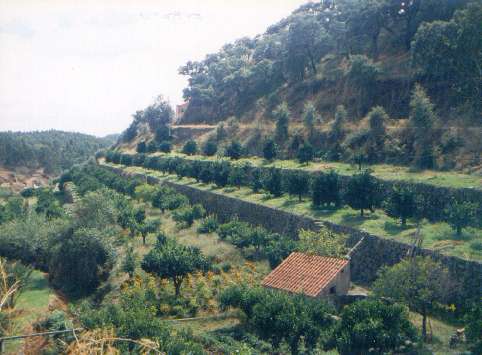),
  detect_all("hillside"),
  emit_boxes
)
[170,0,481,172]
[0,130,117,182]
